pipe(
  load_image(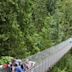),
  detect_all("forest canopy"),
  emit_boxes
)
[0,0,72,58]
